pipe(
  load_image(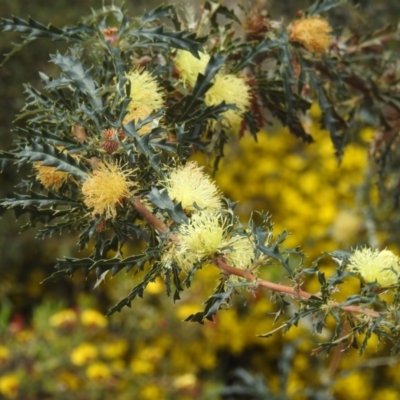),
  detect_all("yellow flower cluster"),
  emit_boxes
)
[81,161,136,219]
[289,16,332,54]
[174,50,251,133]
[49,309,77,328]
[0,345,10,364]
[174,50,210,87]
[86,362,111,381]
[205,73,251,132]
[71,342,99,366]
[80,309,108,328]
[163,211,255,273]
[0,374,19,399]
[164,161,222,213]
[347,247,400,287]
[123,70,164,135]
[160,161,256,274]
[34,162,70,191]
